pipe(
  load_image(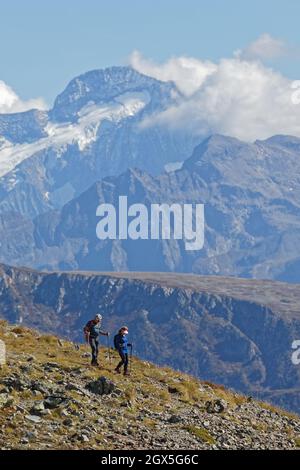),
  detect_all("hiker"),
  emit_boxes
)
[114,326,132,376]
[83,314,109,366]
